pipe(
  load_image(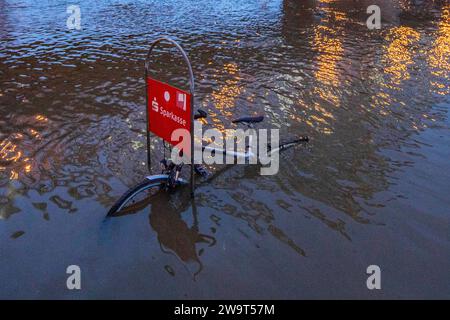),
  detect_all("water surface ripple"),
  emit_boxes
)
[0,0,449,298]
